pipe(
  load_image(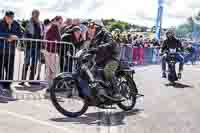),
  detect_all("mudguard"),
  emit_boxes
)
[53,72,75,81]
[52,72,87,98]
